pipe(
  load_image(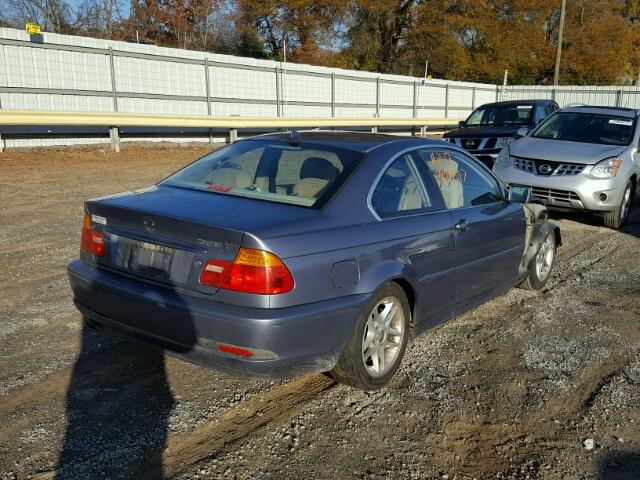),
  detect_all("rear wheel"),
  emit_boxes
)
[520,230,556,291]
[329,283,410,390]
[603,180,633,229]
